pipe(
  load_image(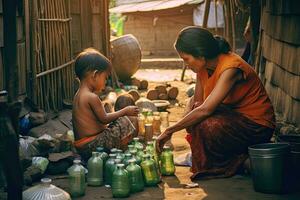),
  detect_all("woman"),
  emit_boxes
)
[156,27,275,180]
